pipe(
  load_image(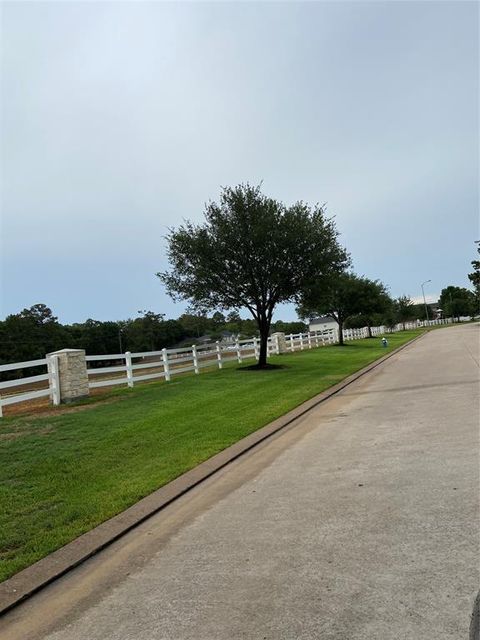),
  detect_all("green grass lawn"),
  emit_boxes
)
[0,330,422,581]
